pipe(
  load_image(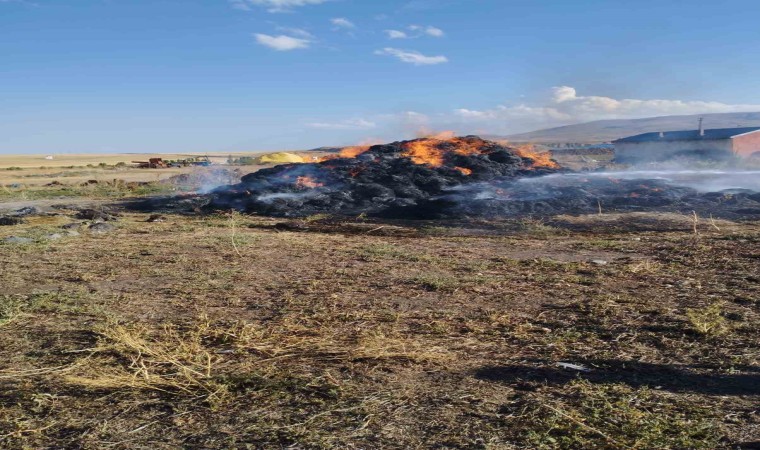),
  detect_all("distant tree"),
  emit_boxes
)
[232,156,257,165]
